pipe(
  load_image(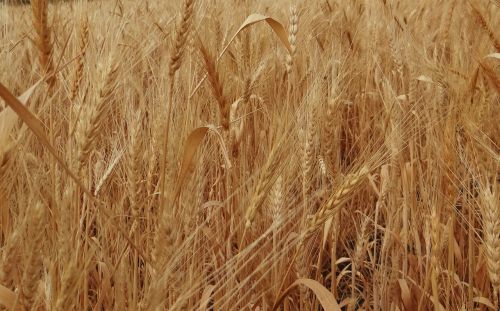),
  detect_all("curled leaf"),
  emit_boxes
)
[191,13,291,98]
[173,126,209,201]
[173,126,232,202]
[226,14,292,54]
[273,278,341,311]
